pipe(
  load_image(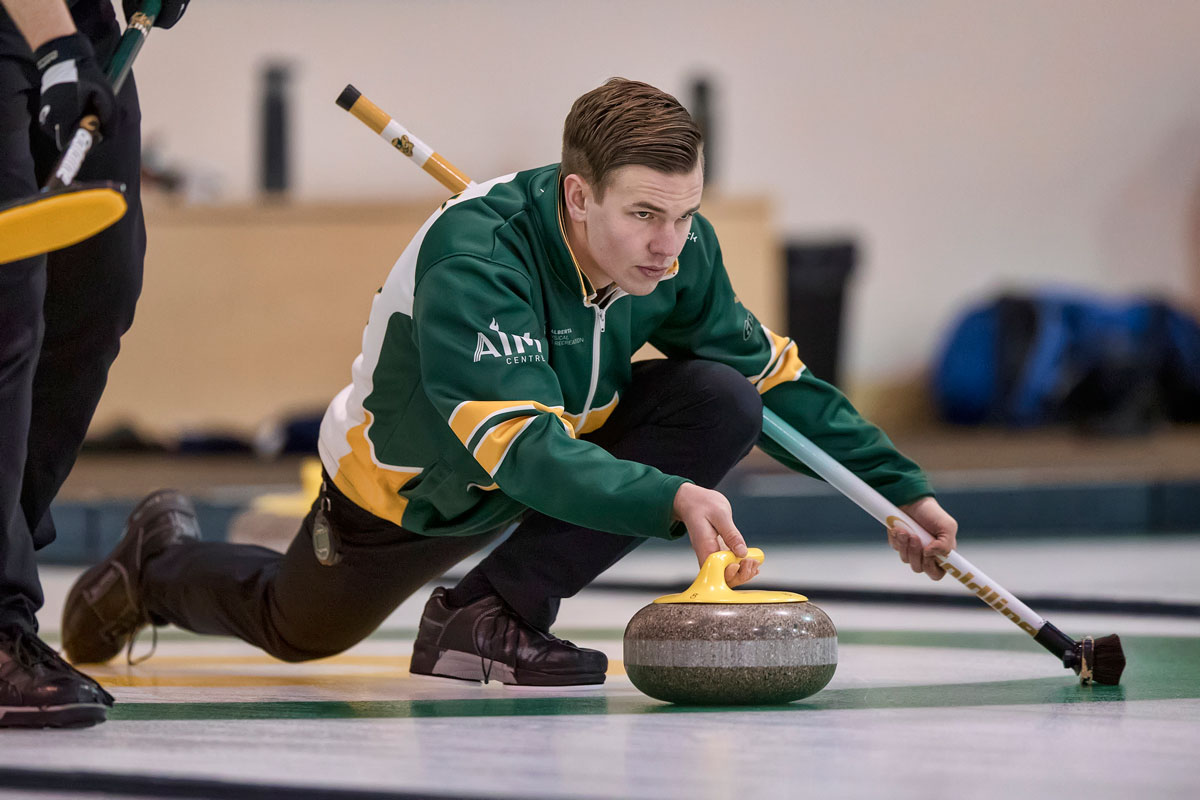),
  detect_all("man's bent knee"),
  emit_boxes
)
[260,614,366,663]
[684,360,764,447]
[263,633,354,663]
